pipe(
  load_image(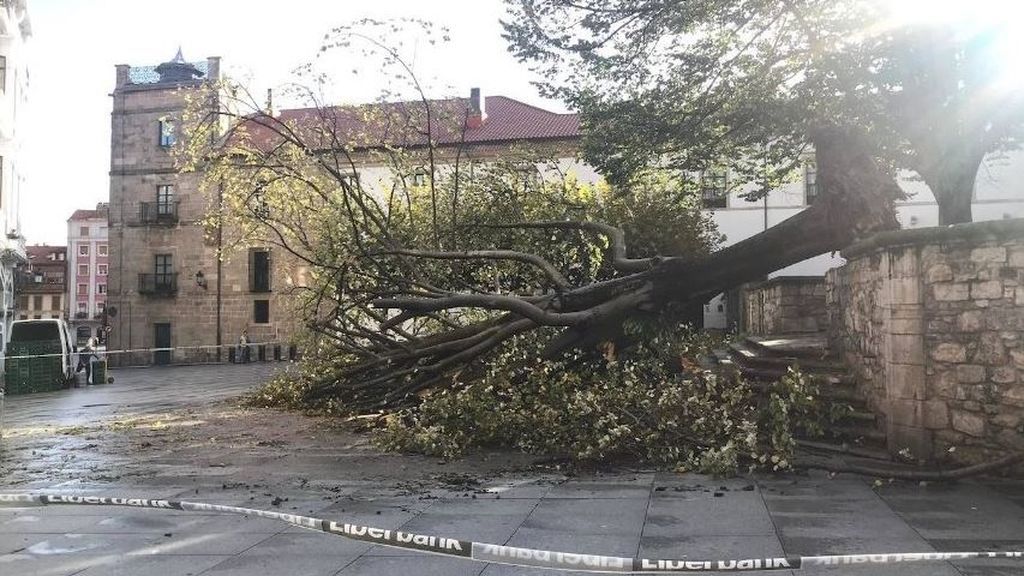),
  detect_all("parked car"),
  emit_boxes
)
[6,319,78,391]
